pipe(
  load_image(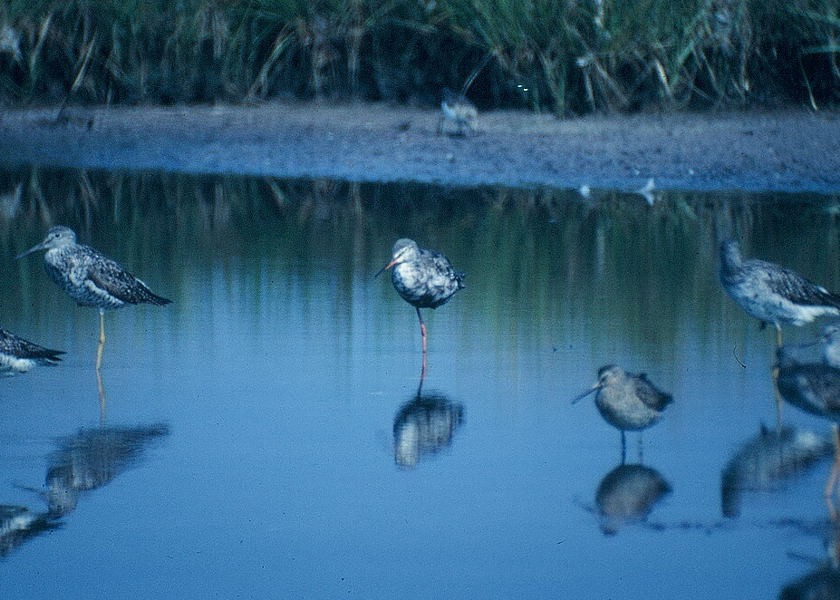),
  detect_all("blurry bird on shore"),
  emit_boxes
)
[572,365,673,460]
[0,328,63,374]
[719,239,840,346]
[375,238,465,375]
[16,226,171,370]
[437,88,478,136]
